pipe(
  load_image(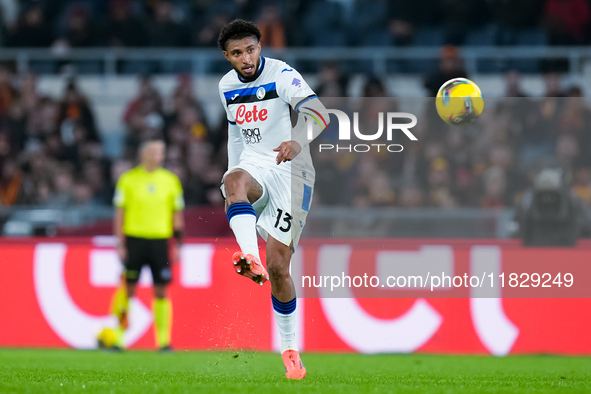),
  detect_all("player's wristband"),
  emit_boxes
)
[173,229,184,246]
